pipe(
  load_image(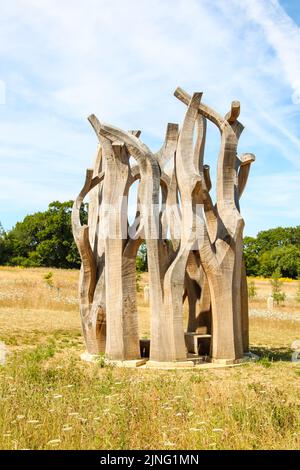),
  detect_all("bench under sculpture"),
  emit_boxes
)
[72,87,255,366]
